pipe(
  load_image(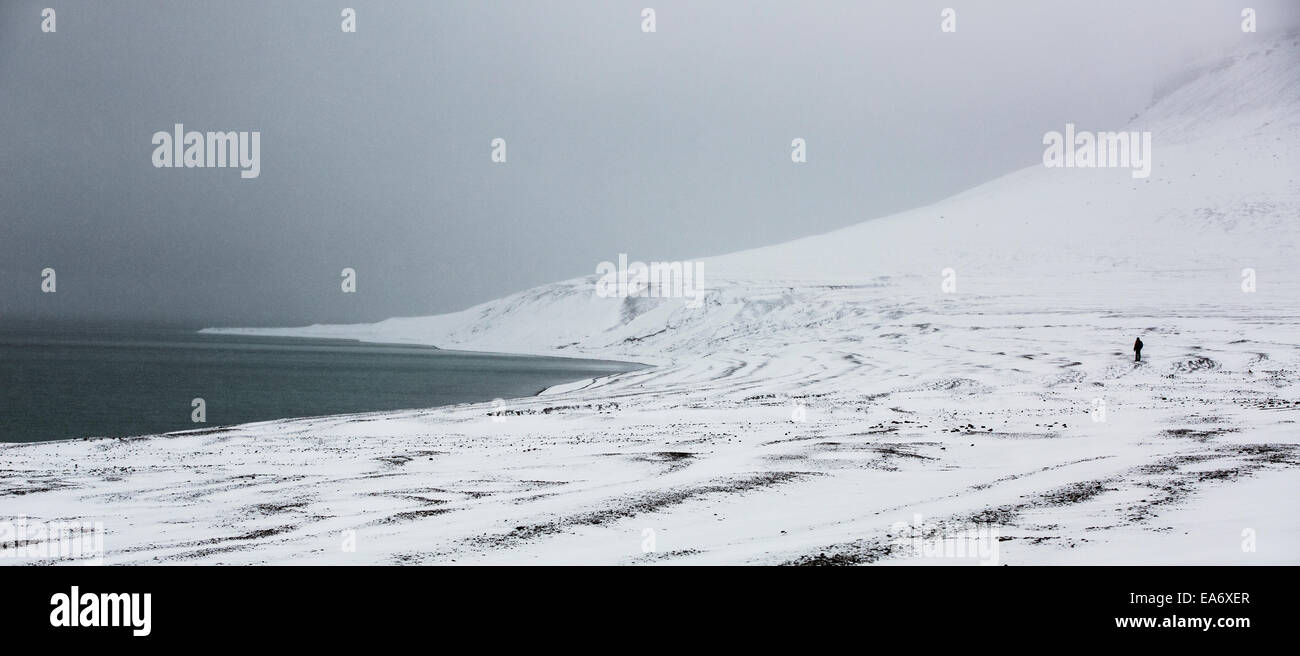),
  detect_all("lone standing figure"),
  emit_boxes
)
[1134,337,1144,362]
